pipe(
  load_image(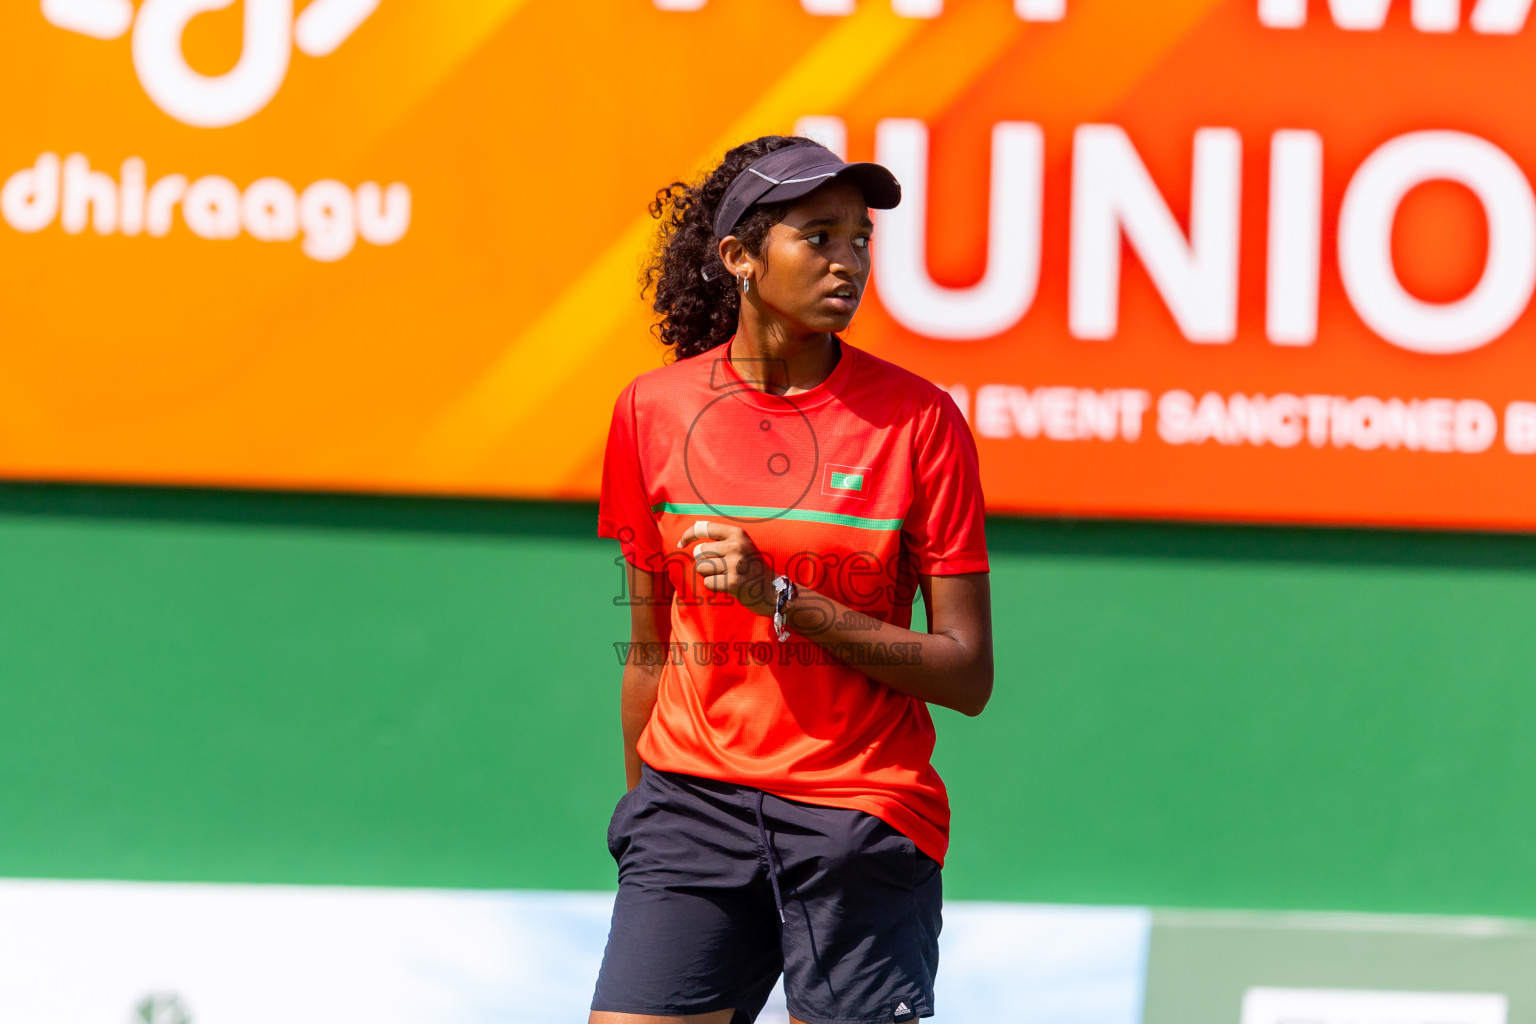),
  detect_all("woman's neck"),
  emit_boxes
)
[730,313,840,397]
